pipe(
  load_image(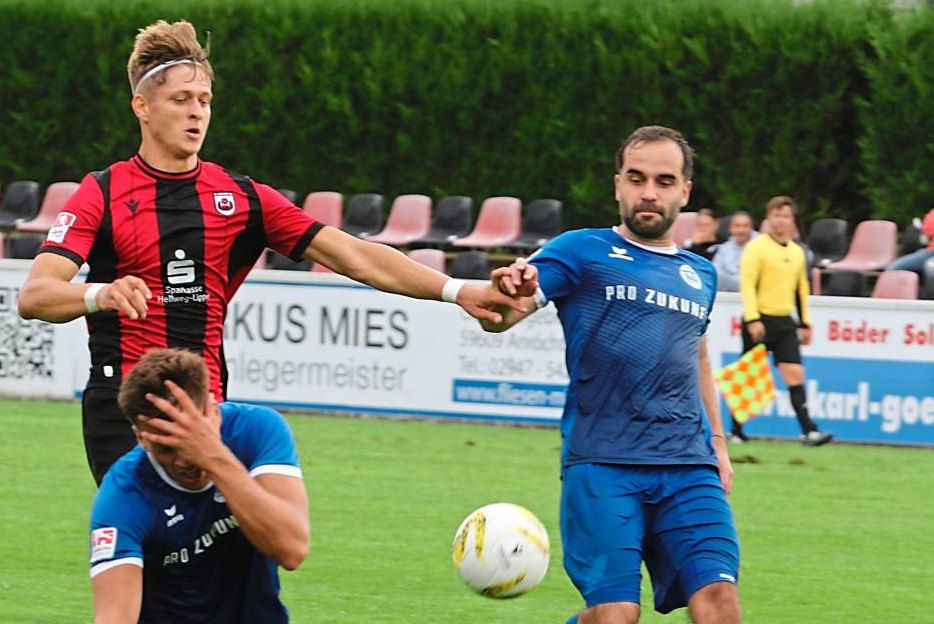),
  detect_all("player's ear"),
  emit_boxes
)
[131,93,149,121]
[131,423,147,448]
